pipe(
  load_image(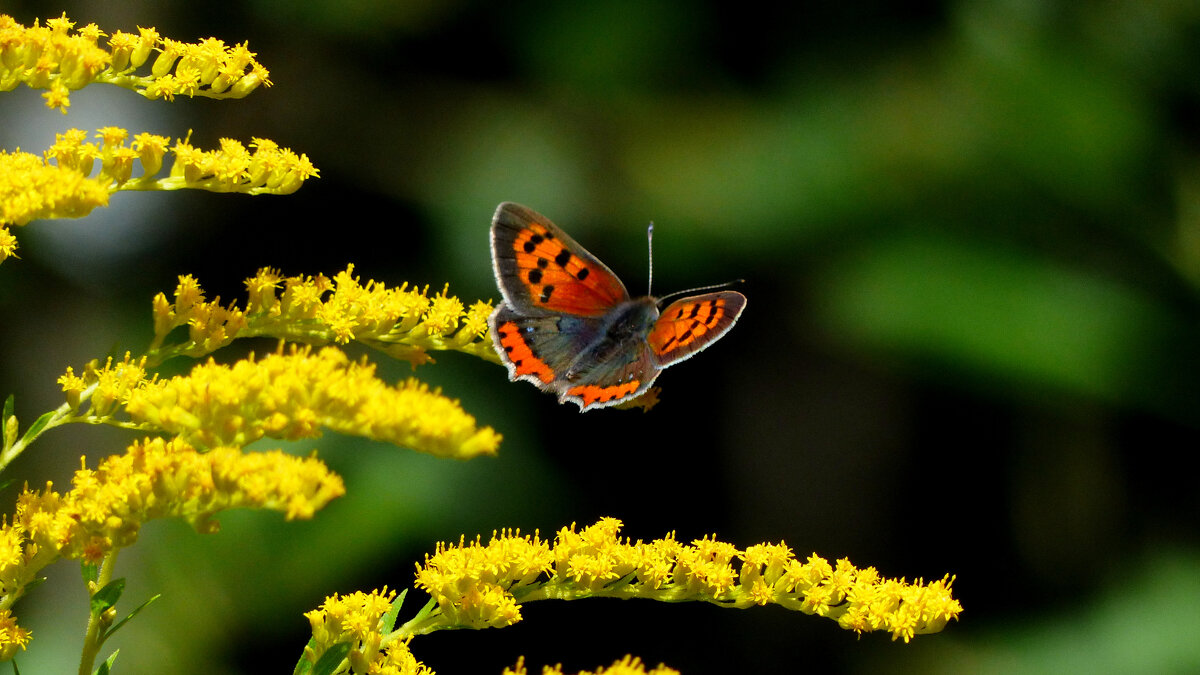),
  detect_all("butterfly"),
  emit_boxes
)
[488,202,747,411]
